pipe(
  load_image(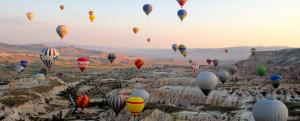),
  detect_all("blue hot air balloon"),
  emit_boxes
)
[270,74,283,89]
[20,60,28,68]
[143,4,153,16]
[177,9,187,22]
